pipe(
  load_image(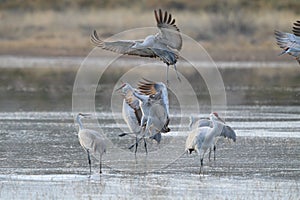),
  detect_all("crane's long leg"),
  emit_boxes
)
[208,147,212,161]
[213,145,216,161]
[143,138,148,154]
[166,65,170,86]
[135,135,139,154]
[99,155,102,174]
[199,158,203,175]
[128,136,142,151]
[129,134,150,154]
[129,124,150,154]
[87,150,92,176]
[173,64,181,82]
